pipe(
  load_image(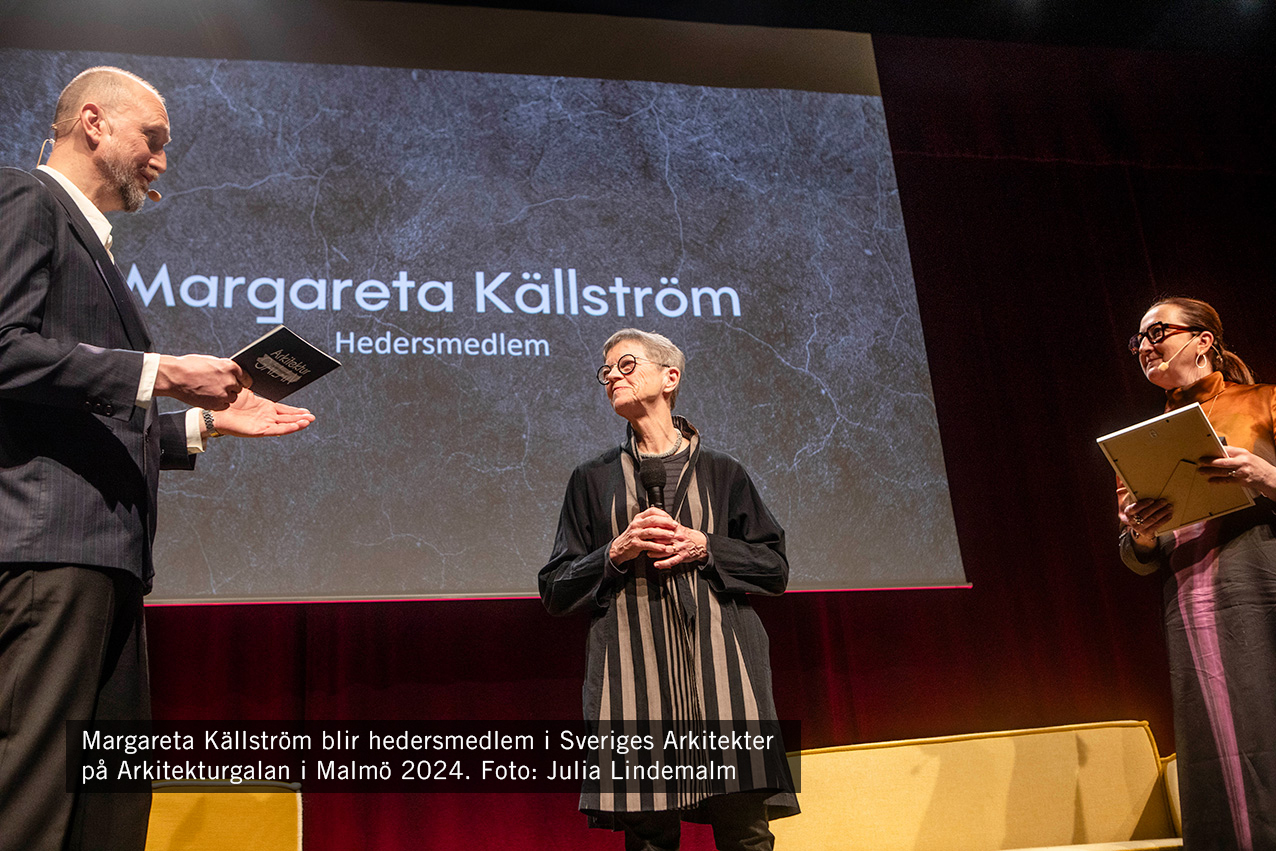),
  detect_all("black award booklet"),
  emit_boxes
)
[230,325,341,402]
